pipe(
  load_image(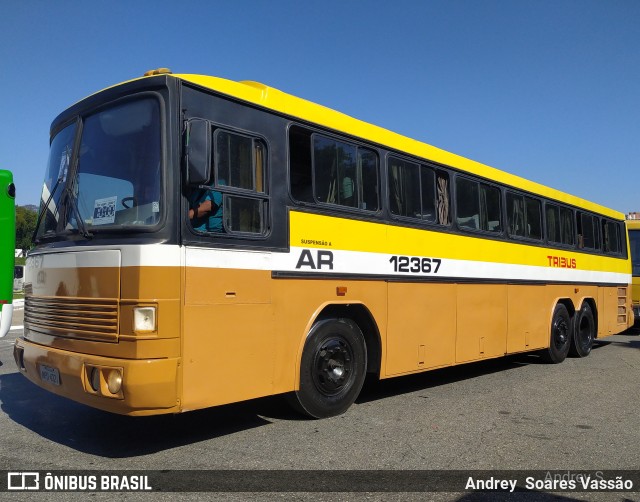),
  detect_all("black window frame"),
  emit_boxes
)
[186,123,271,238]
[212,127,269,236]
